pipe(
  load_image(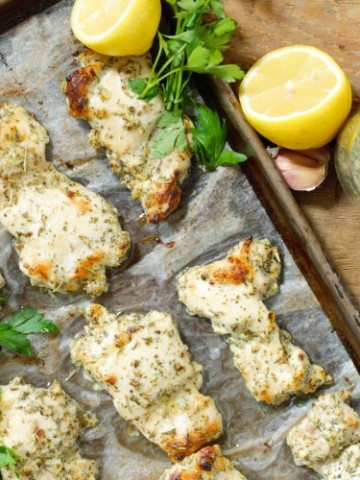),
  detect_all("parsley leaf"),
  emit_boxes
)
[129,77,147,95]
[0,324,32,356]
[130,0,244,111]
[129,78,162,102]
[7,307,59,334]
[172,18,237,51]
[0,308,59,356]
[192,104,247,170]
[217,150,247,166]
[0,444,21,478]
[151,111,188,159]
[129,0,247,170]
[187,45,211,70]
[186,44,243,80]
[209,0,226,18]
[203,63,244,82]
[176,0,197,12]
[213,17,235,36]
